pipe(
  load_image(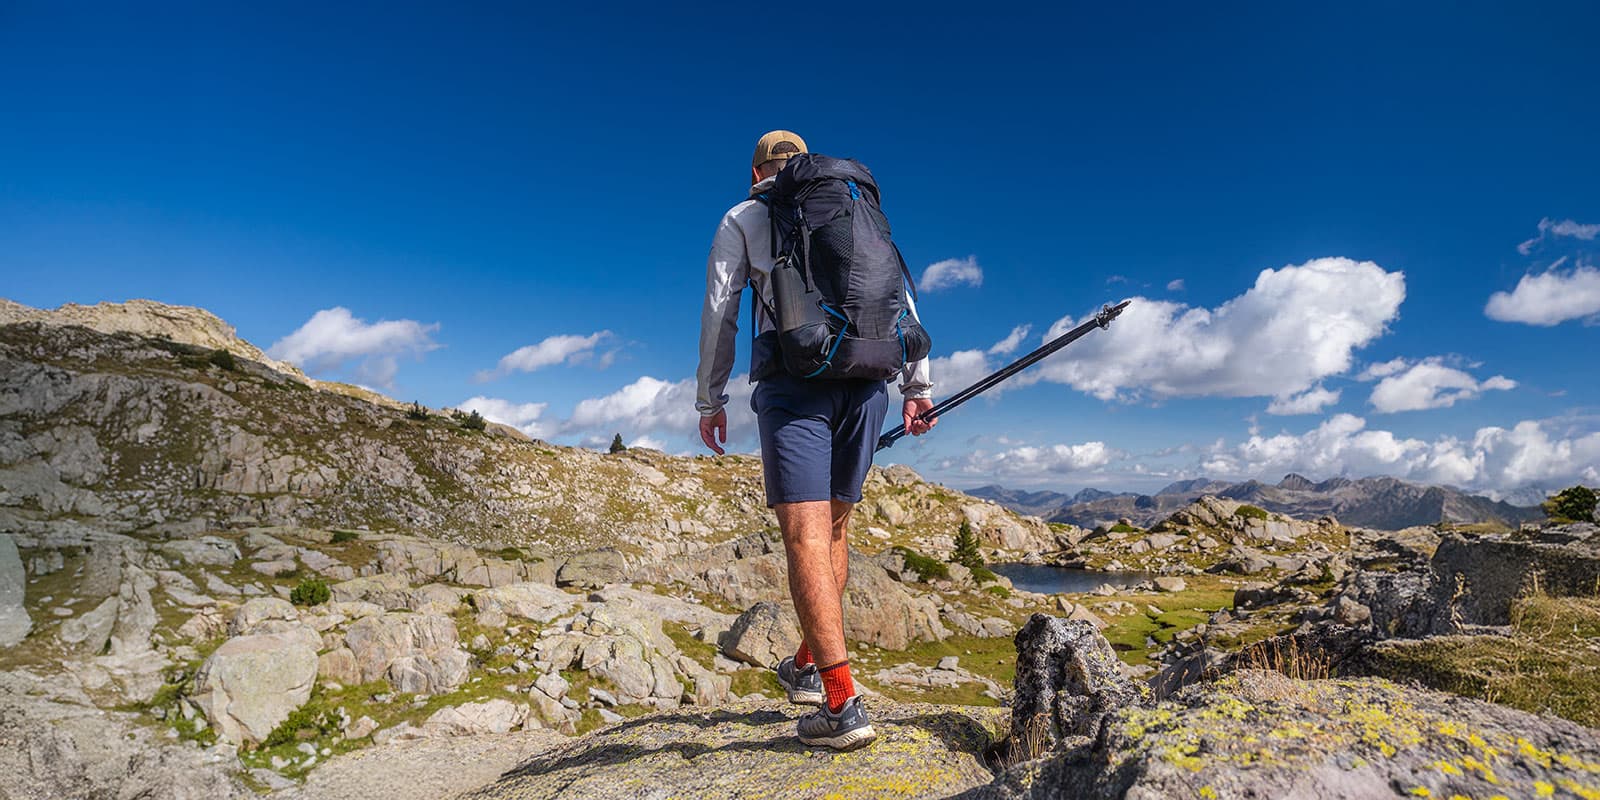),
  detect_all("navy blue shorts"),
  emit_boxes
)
[751,372,890,507]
